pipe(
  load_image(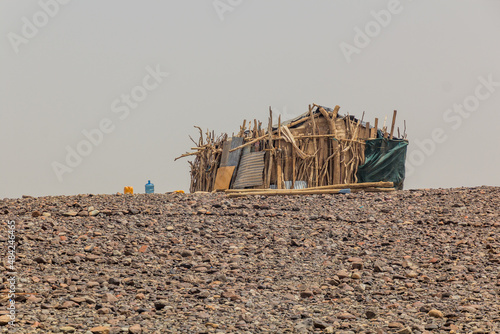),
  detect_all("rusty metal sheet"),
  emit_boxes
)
[232,151,265,189]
